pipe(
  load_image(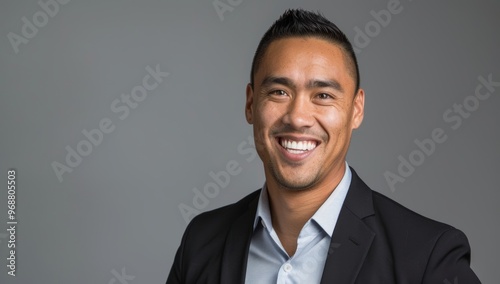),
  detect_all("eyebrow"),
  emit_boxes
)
[306,79,344,93]
[261,76,296,89]
[260,76,344,93]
